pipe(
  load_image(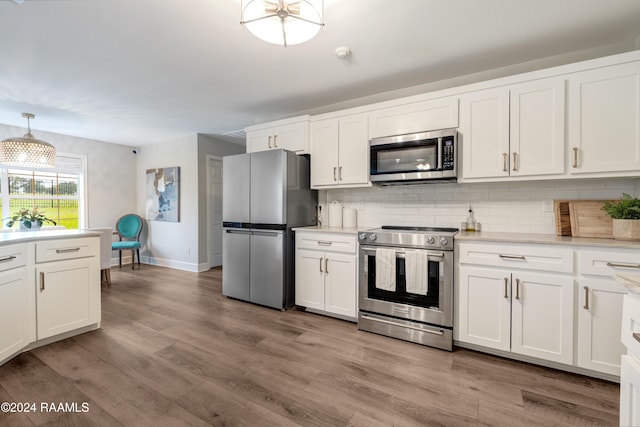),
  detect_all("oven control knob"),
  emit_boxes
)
[439,237,449,246]
[358,233,367,241]
[368,233,377,241]
[427,236,436,245]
